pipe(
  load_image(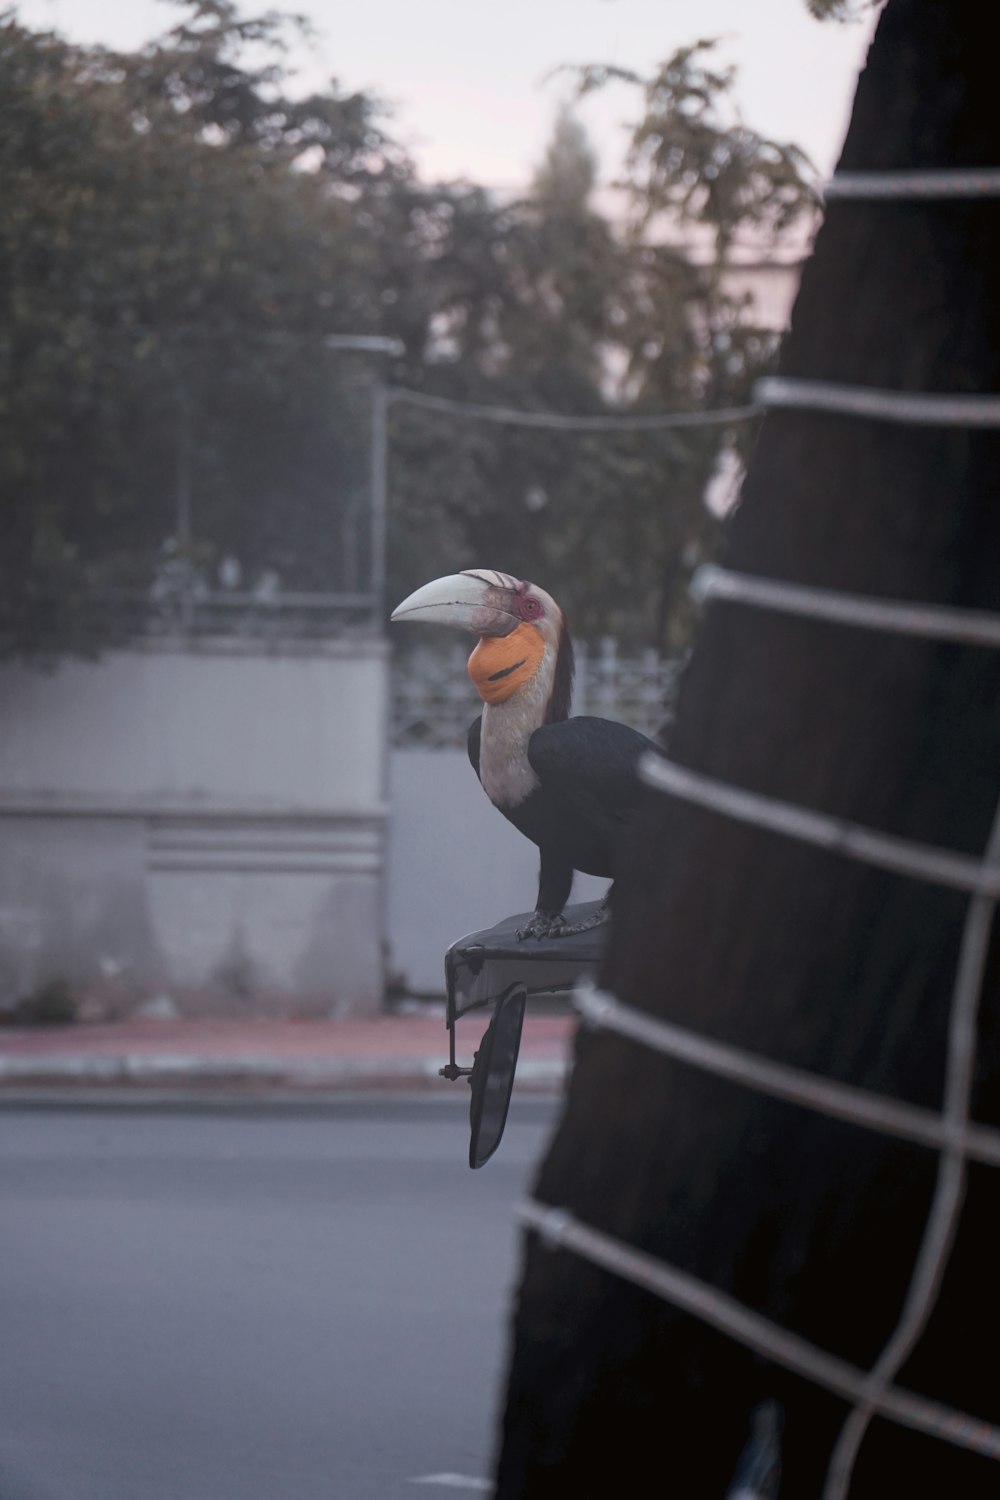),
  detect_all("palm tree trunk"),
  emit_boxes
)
[494,1,1000,1494]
